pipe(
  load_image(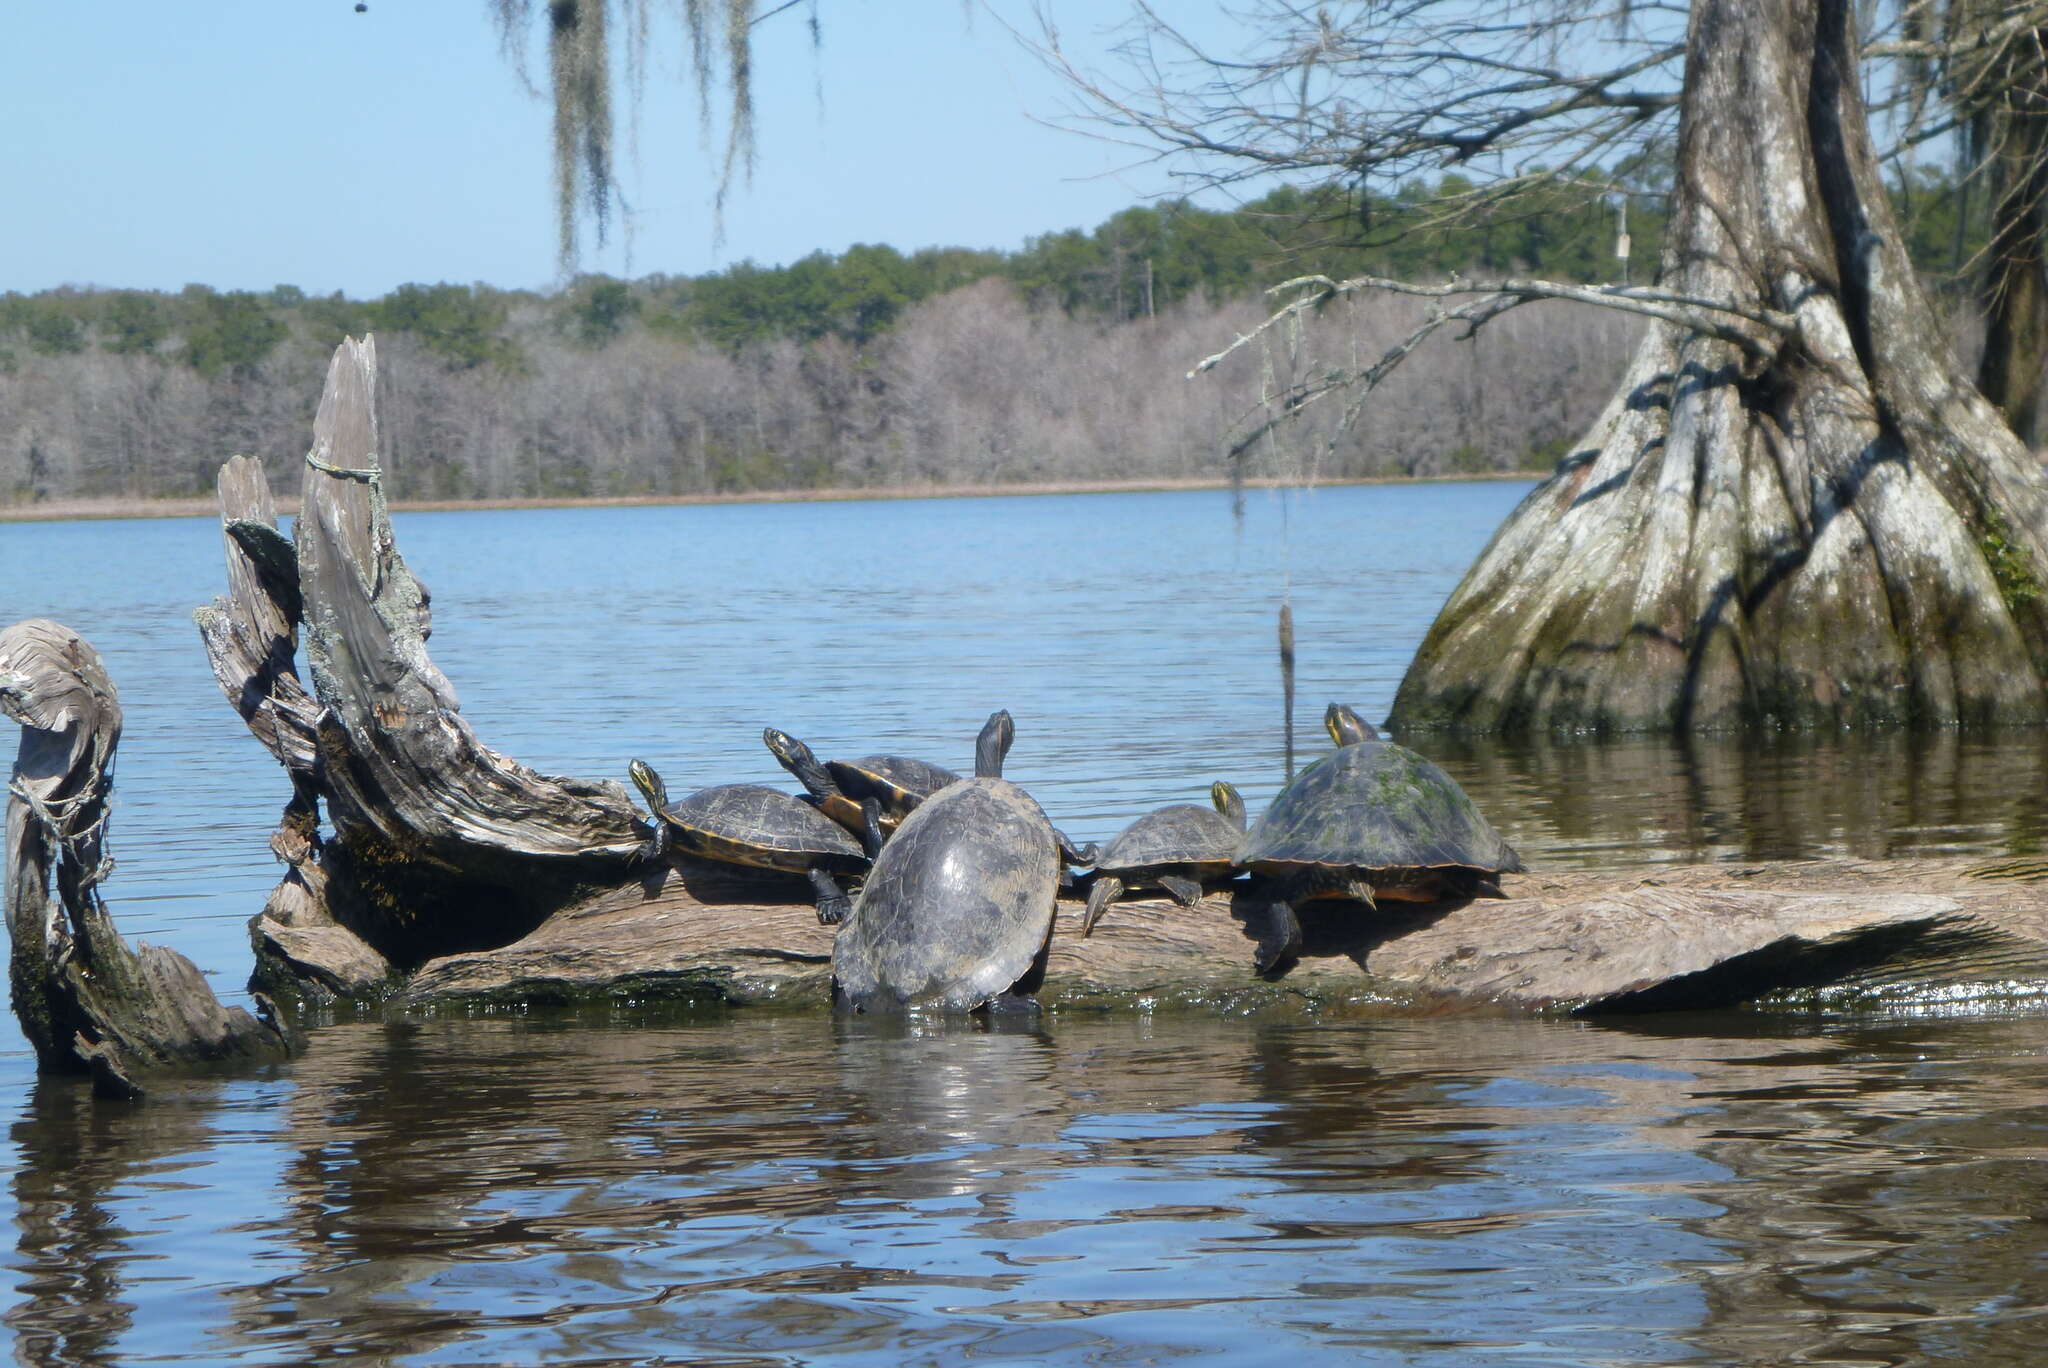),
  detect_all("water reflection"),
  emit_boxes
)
[1425,727,2048,867]
[5,1015,2043,1365]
